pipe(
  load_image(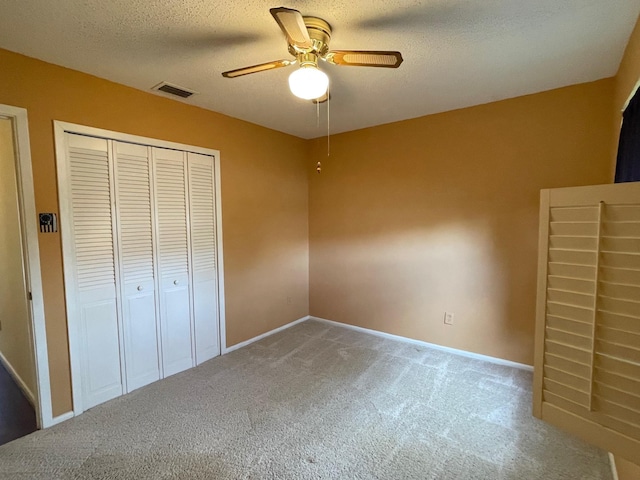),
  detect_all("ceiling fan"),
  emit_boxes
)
[222,7,404,101]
